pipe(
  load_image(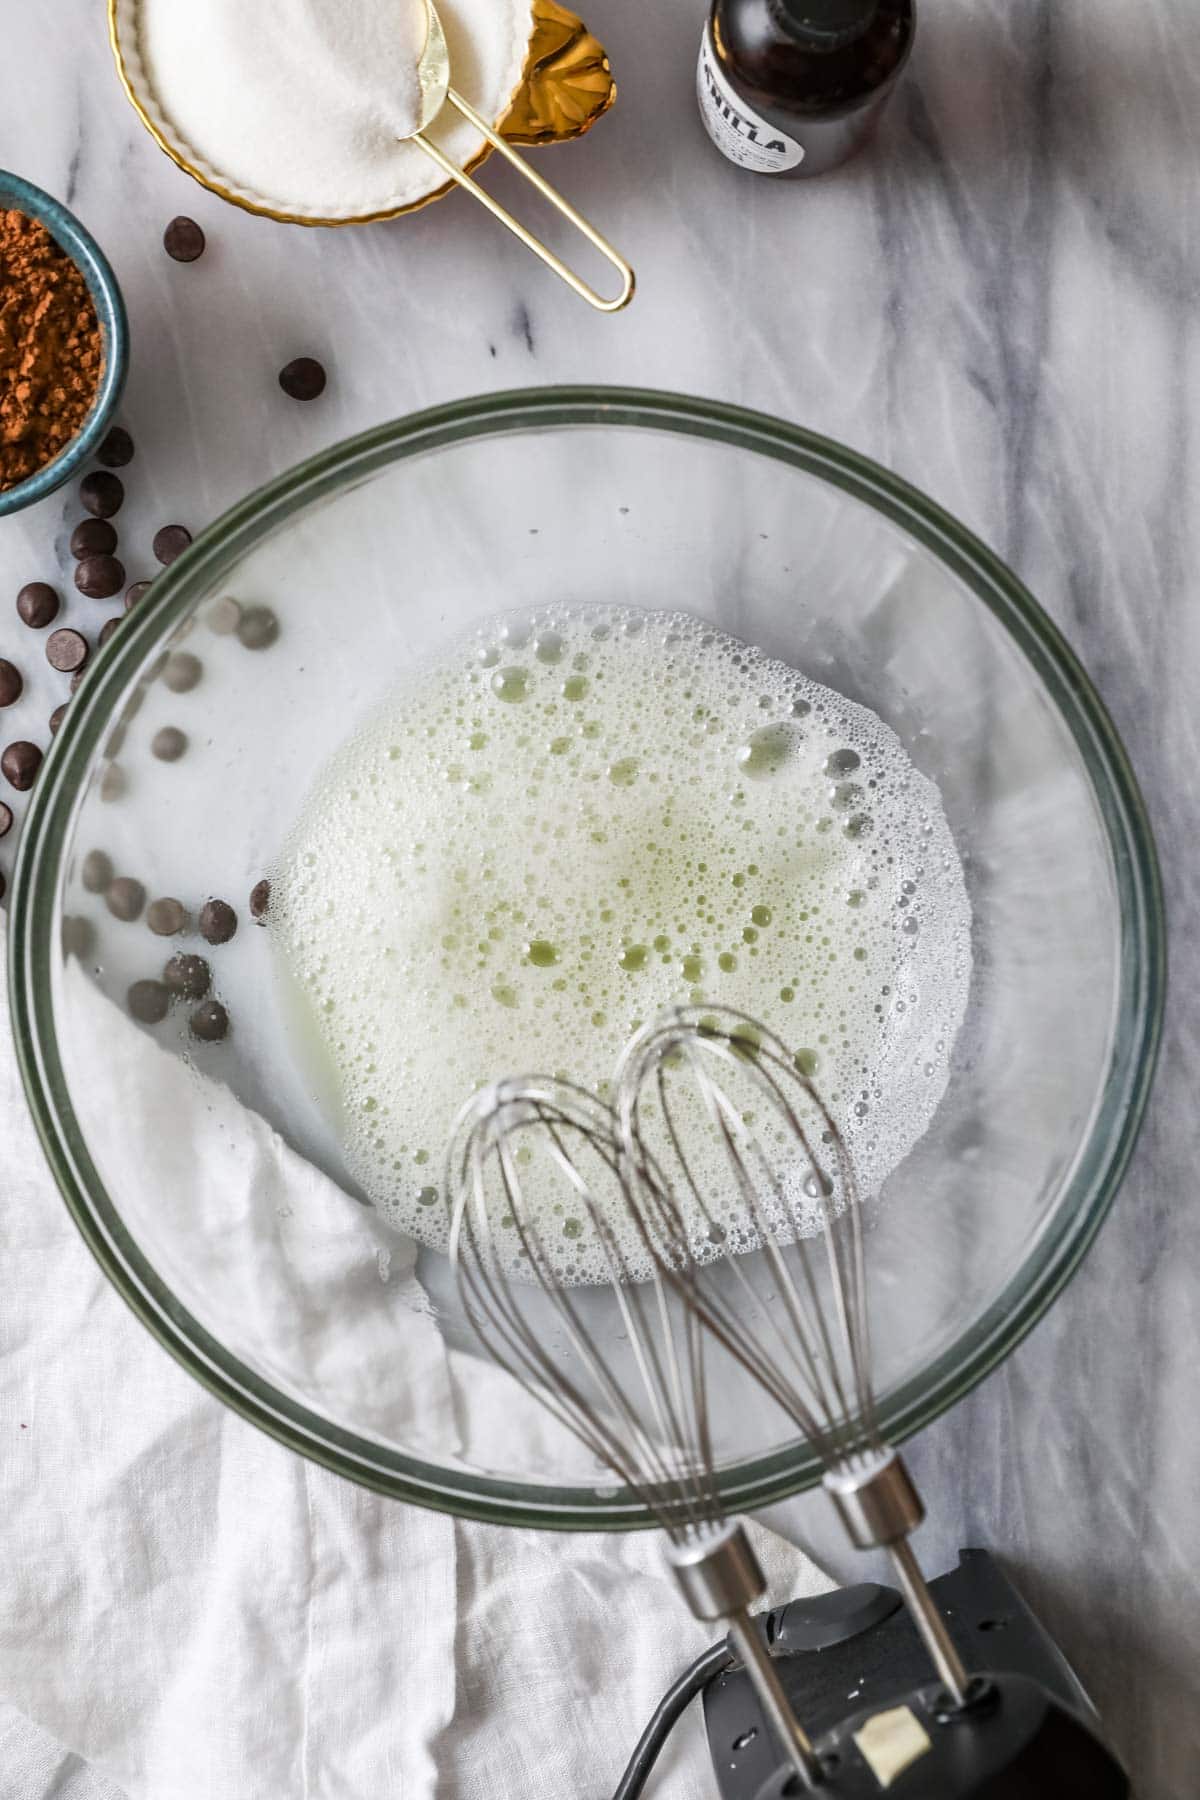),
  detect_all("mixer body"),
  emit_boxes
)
[702,1550,1129,1798]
